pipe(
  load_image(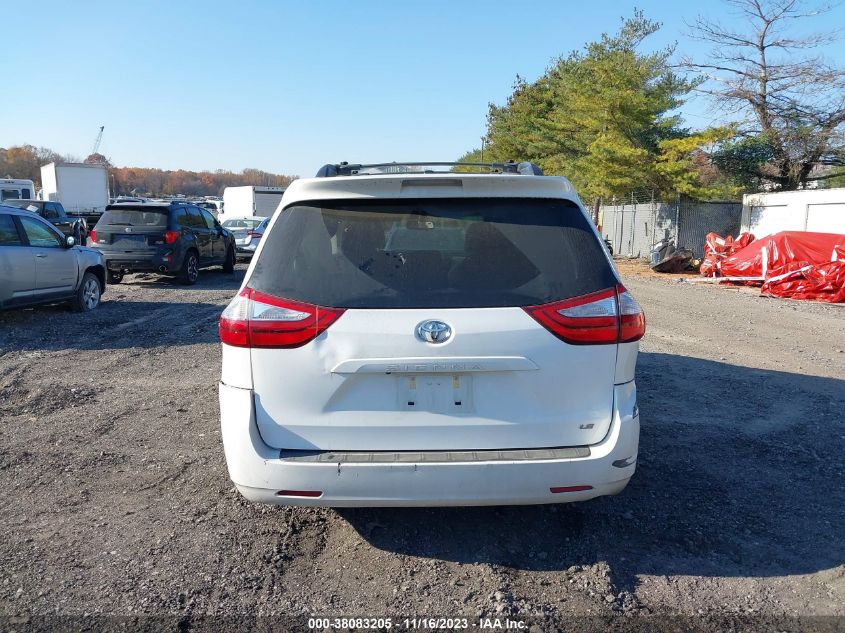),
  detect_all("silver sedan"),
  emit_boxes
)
[0,205,107,311]
[222,216,269,260]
